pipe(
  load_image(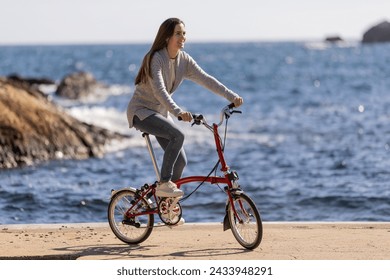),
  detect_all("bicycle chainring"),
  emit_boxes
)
[158,197,182,225]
